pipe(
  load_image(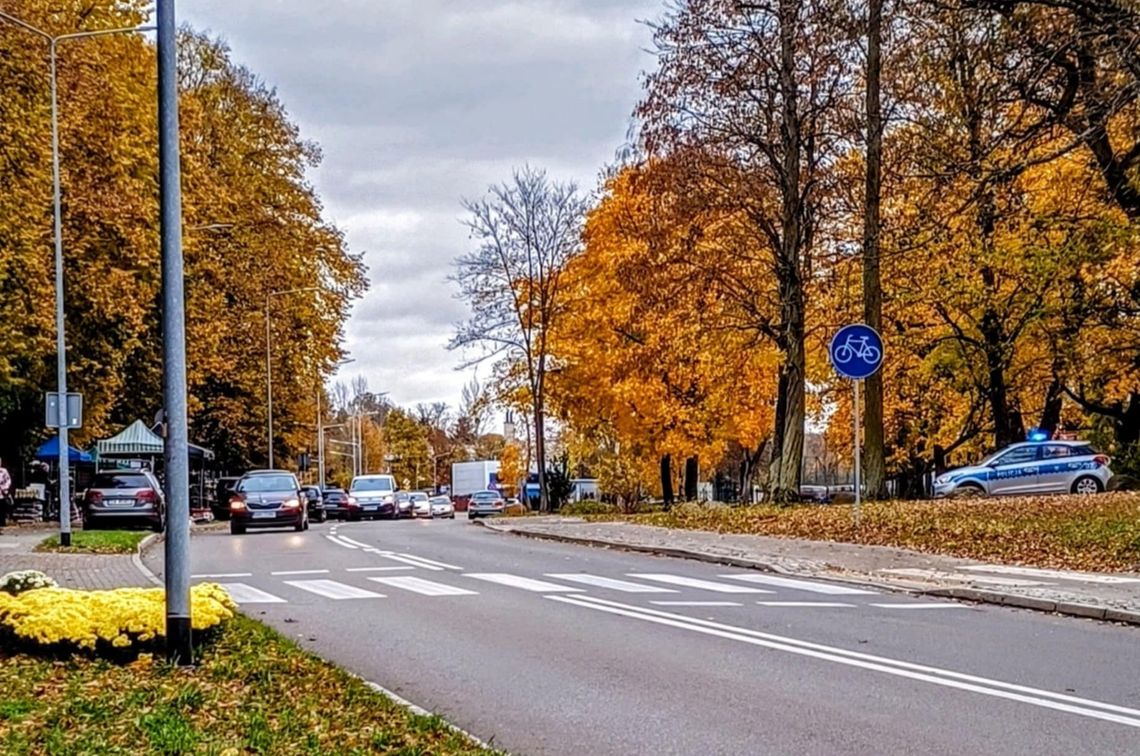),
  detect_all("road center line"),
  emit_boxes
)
[345,566,416,572]
[270,569,330,576]
[325,535,358,550]
[191,572,251,579]
[338,536,374,549]
[756,602,856,608]
[650,601,742,607]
